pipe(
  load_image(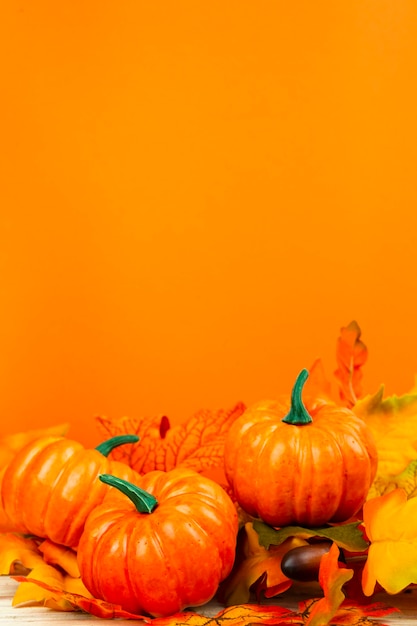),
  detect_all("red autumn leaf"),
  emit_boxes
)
[334,321,368,407]
[140,604,296,626]
[300,598,398,626]
[95,402,246,474]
